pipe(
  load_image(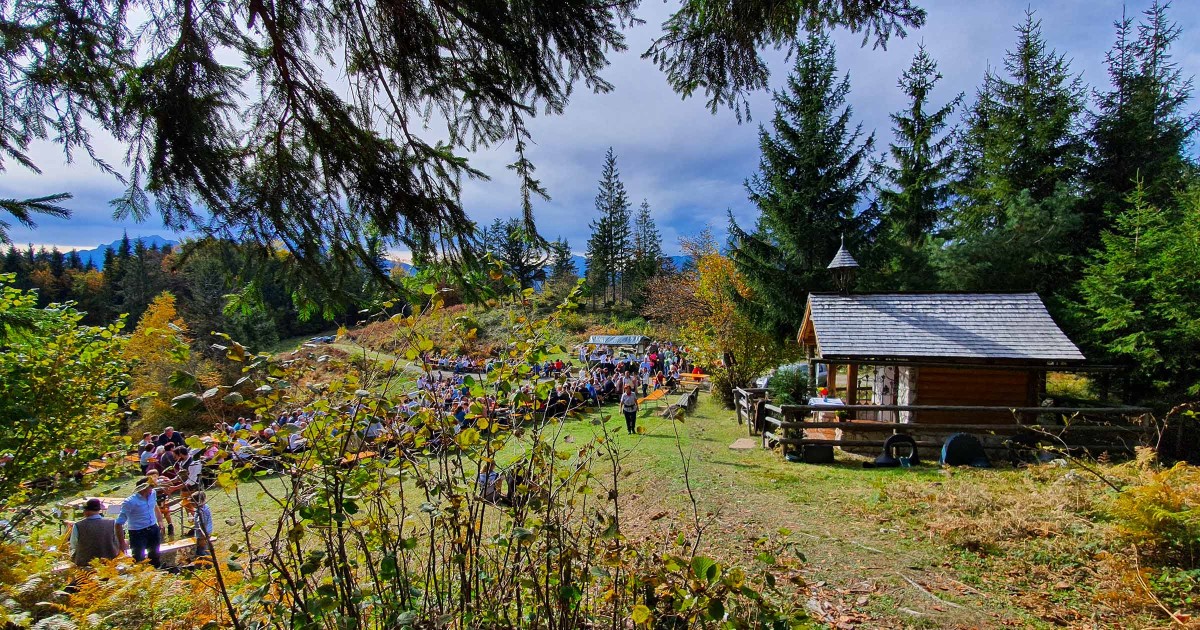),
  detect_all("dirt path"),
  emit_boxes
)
[610,398,1037,629]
